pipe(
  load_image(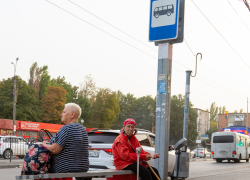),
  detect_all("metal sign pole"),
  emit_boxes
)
[155,43,172,180]
[183,71,191,140]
